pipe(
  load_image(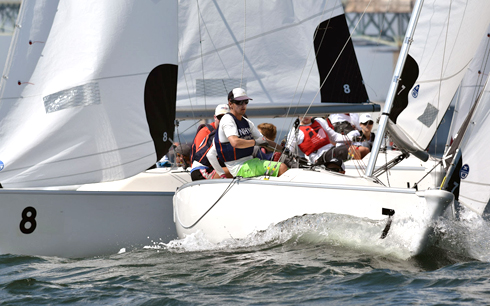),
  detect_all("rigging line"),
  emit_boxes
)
[304,0,373,117]
[353,148,368,177]
[178,49,196,119]
[199,4,232,80]
[384,141,390,187]
[240,0,247,88]
[445,33,490,159]
[0,140,156,174]
[181,119,202,135]
[175,120,183,149]
[345,134,367,177]
[364,0,393,96]
[293,0,335,116]
[457,75,489,151]
[278,1,335,149]
[178,178,240,229]
[182,8,335,64]
[284,1,335,125]
[415,159,442,187]
[435,0,454,159]
[197,0,207,107]
[471,35,490,105]
[7,151,158,184]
